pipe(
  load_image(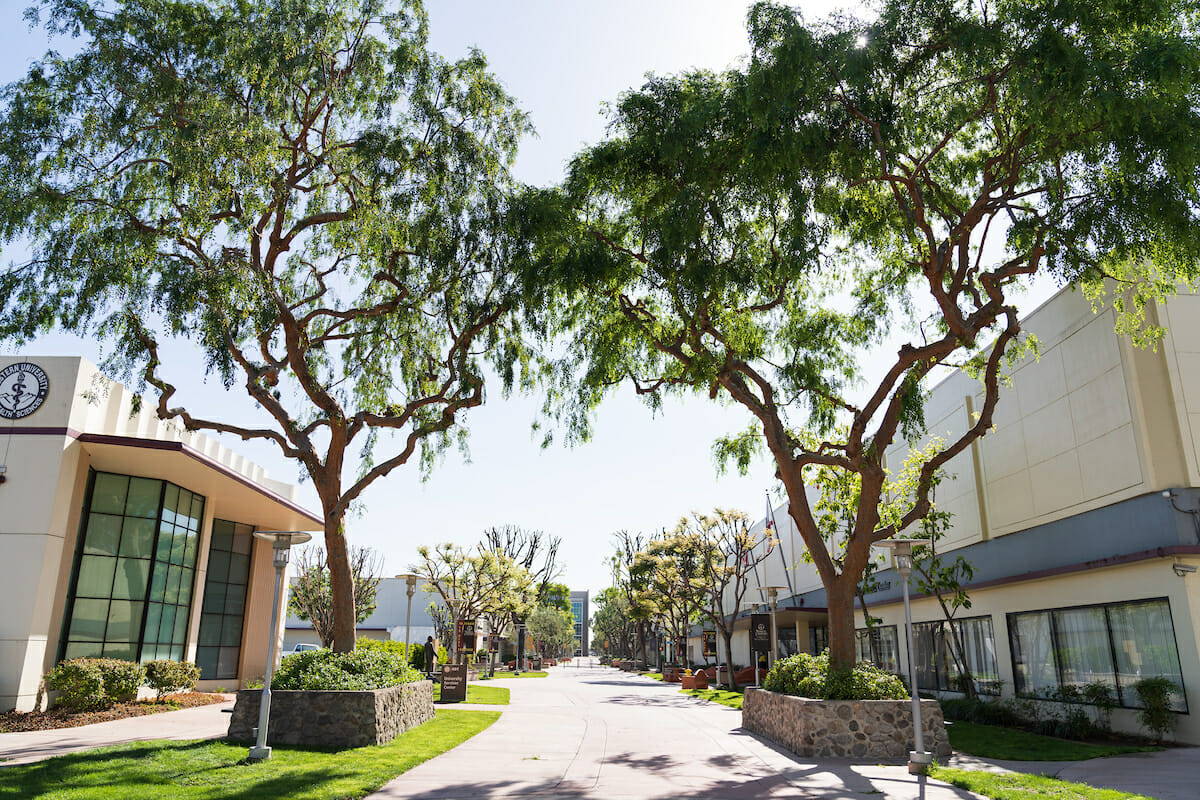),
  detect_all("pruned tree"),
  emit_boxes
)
[287,545,383,648]
[0,0,534,652]
[478,525,563,603]
[684,509,769,689]
[536,0,1200,668]
[610,531,652,666]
